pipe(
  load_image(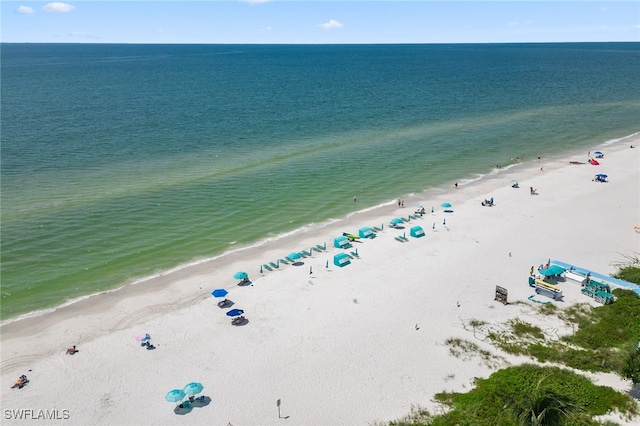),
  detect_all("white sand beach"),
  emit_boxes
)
[2,136,639,425]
